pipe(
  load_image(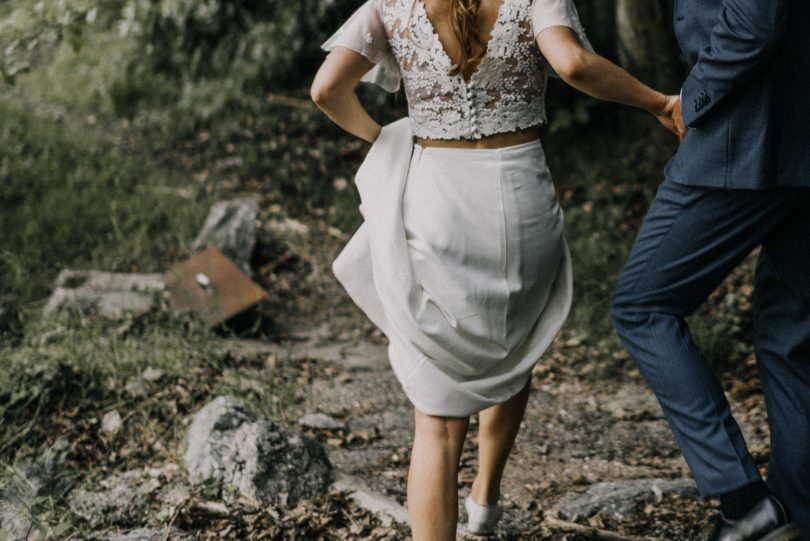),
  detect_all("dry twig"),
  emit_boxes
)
[162,494,190,541]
